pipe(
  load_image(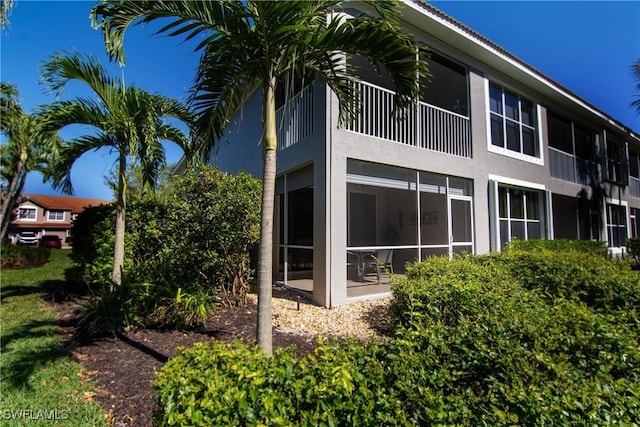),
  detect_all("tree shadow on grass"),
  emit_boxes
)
[0,284,44,302]
[0,319,72,390]
[0,275,93,391]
